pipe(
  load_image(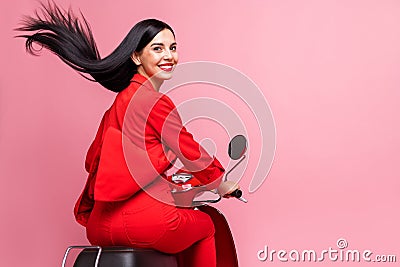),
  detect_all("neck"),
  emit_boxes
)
[137,69,163,91]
